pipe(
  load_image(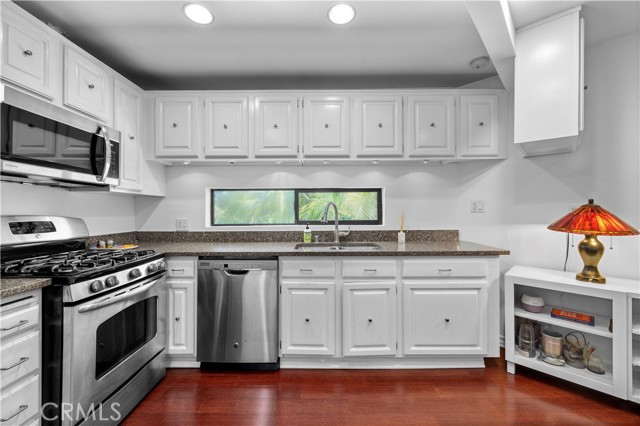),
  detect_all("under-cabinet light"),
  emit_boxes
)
[183,3,214,25]
[328,4,356,25]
